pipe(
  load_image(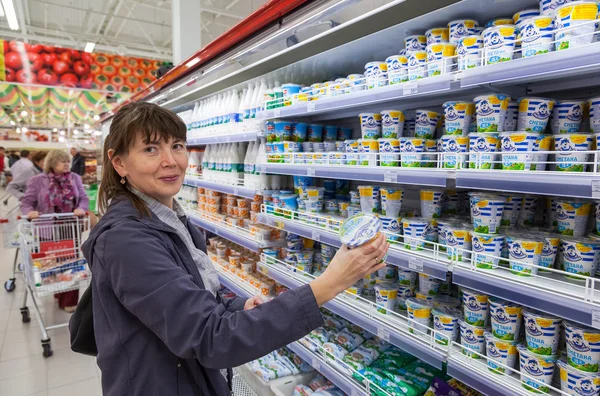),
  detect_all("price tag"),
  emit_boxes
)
[312,231,320,242]
[260,266,269,276]
[311,357,321,372]
[592,309,600,329]
[377,327,391,342]
[592,180,600,198]
[403,82,418,96]
[383,170,398,183]
[307,102,316,112]
[274,109,281,117]
[233,188,239,196]
[408,257,424,272]
[274,220,285,230]
[307,168,316,177]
